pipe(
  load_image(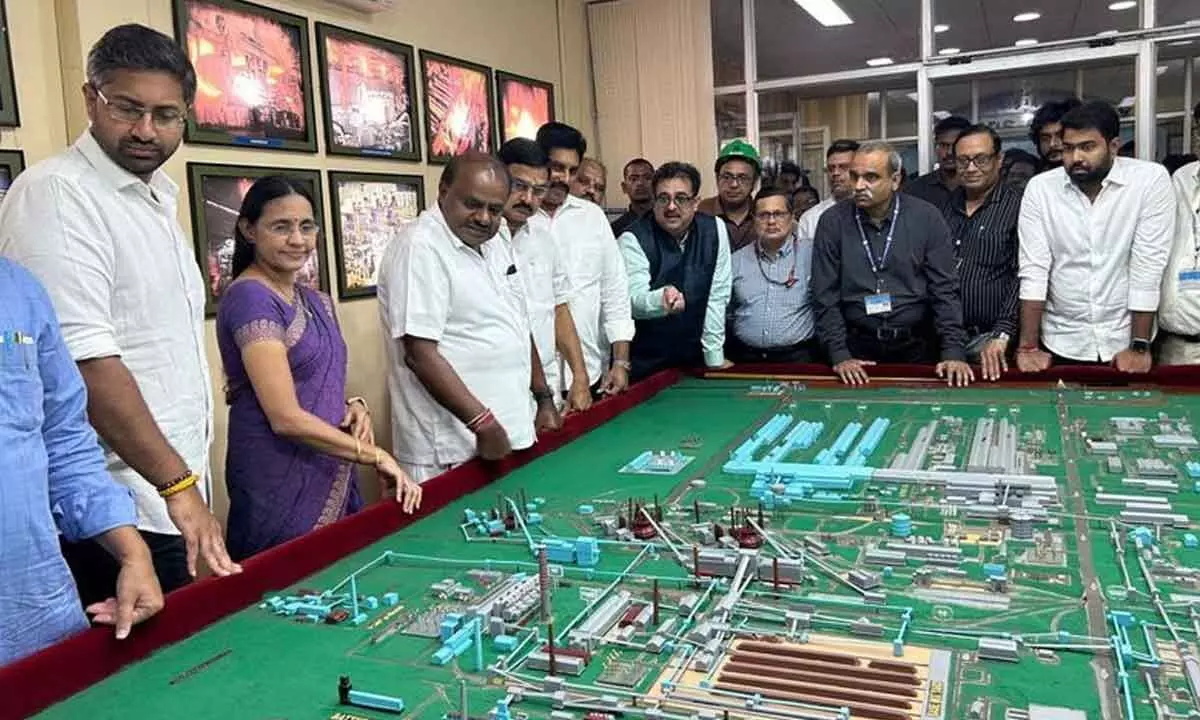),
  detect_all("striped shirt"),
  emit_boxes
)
[729,232,815,349]
[941,183,1022,336]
